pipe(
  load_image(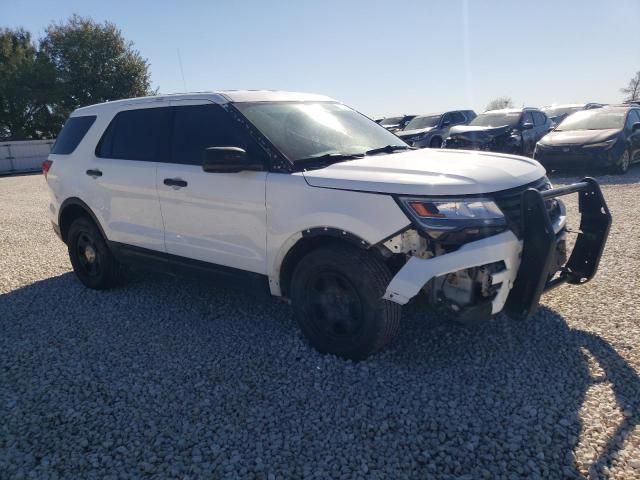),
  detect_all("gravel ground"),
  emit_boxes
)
[1,170,639,480]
